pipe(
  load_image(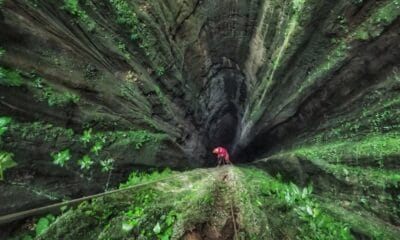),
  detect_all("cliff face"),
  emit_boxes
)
[0,0,399,237]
